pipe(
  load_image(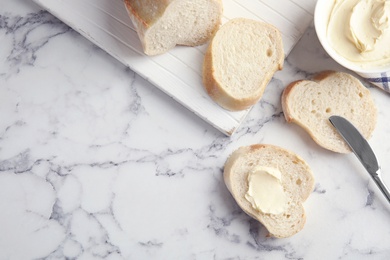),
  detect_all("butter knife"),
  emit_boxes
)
[329,115,390,203]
